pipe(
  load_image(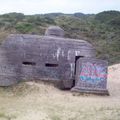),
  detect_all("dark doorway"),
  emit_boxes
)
[74,56,84,75]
